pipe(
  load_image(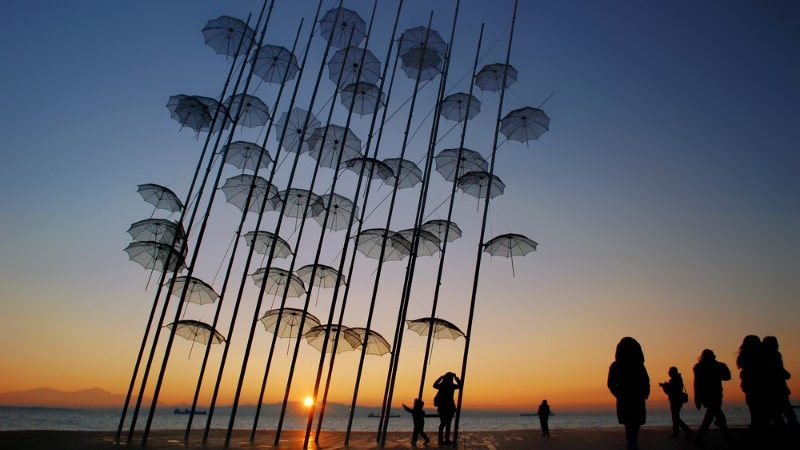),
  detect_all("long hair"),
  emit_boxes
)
[736,335,761,369]
[615,337,644,365]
